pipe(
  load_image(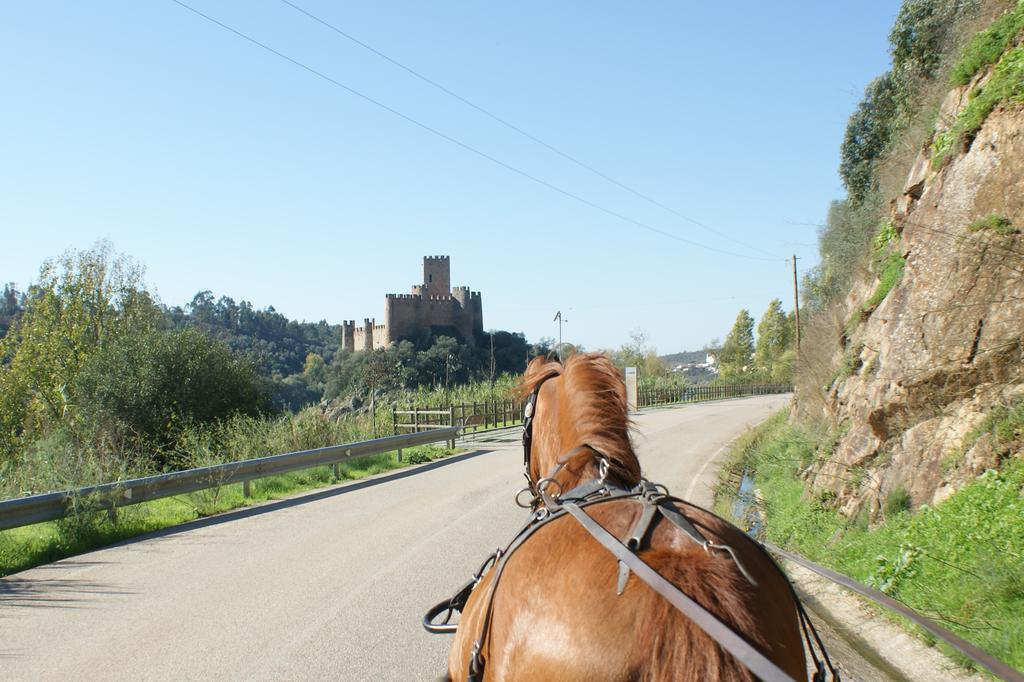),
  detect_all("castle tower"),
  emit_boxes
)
[363,318,374,351]
[341,320,355,352]
[422,256,451,297]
